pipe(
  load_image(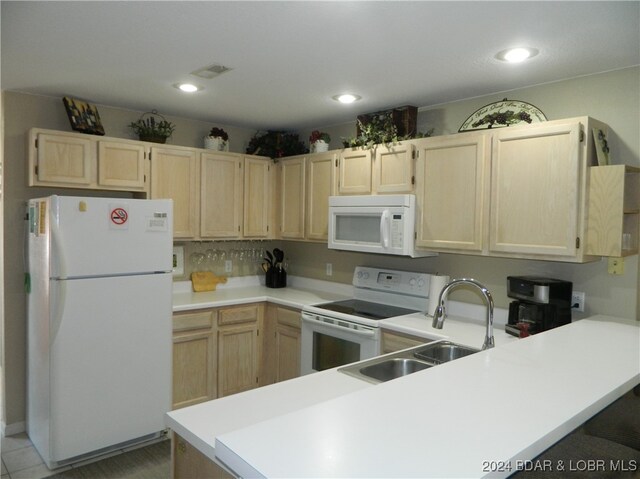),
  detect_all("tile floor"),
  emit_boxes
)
[1,432,63,479]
